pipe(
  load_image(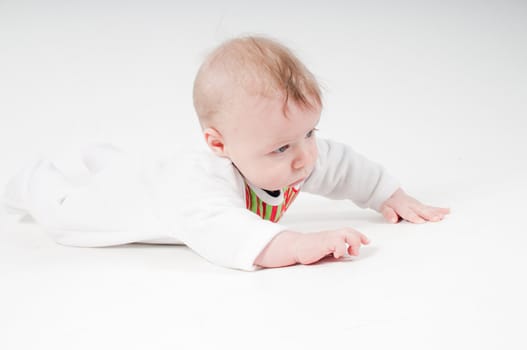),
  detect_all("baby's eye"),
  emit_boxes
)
[273,145,290,153]
[306,128,318,138]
